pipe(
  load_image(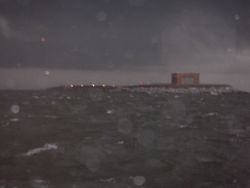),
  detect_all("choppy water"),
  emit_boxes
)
[0,87,250,187]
